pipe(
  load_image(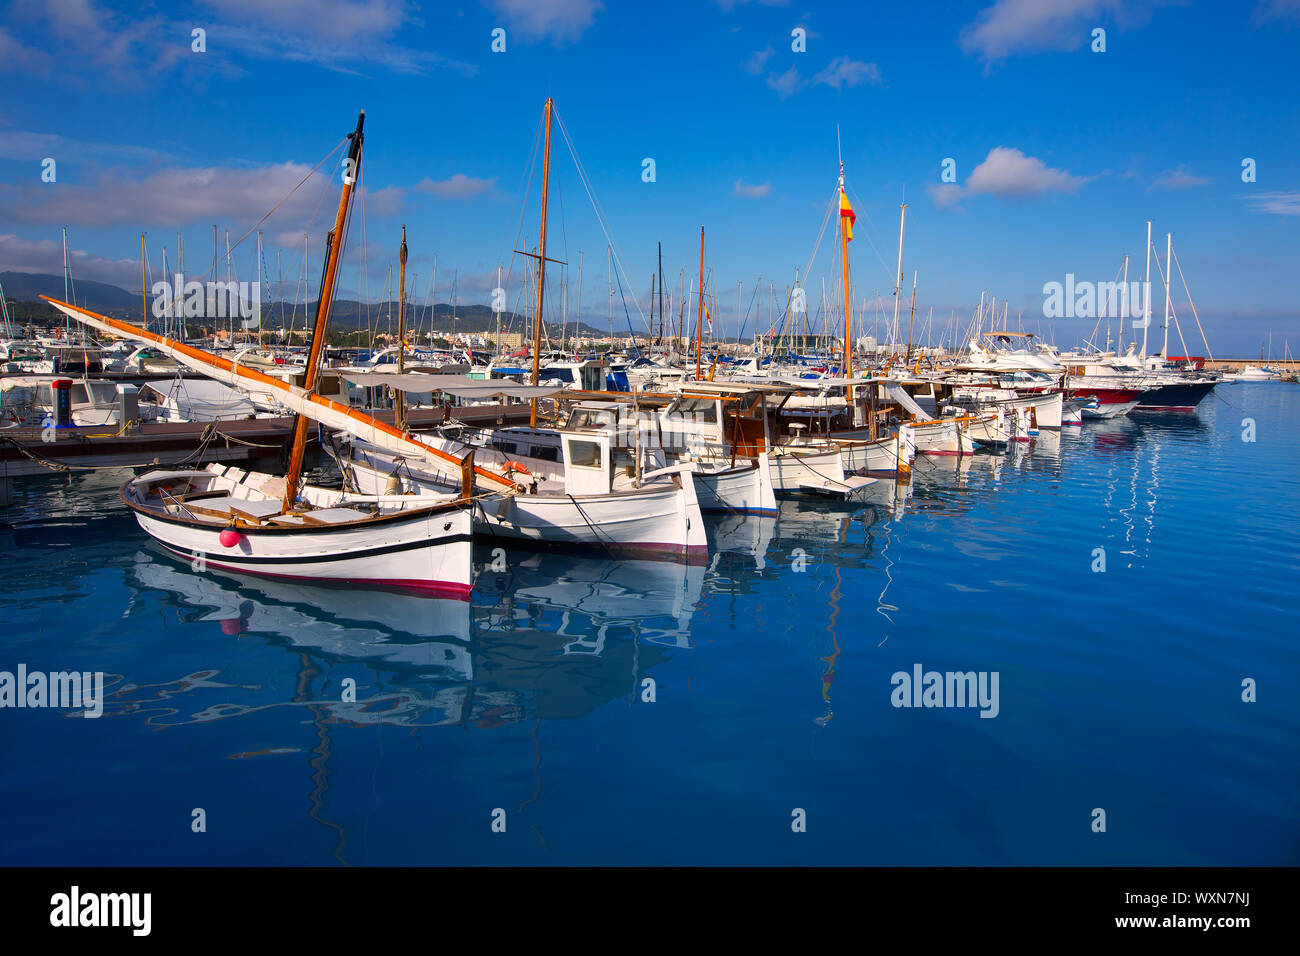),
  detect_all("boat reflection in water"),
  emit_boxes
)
[125,542,705,728]
[130,547,473,677]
